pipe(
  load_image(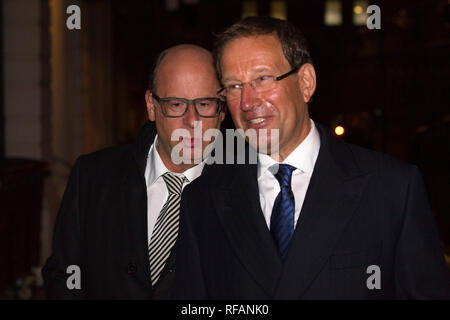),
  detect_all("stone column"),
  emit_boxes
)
[2,0,50,160]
